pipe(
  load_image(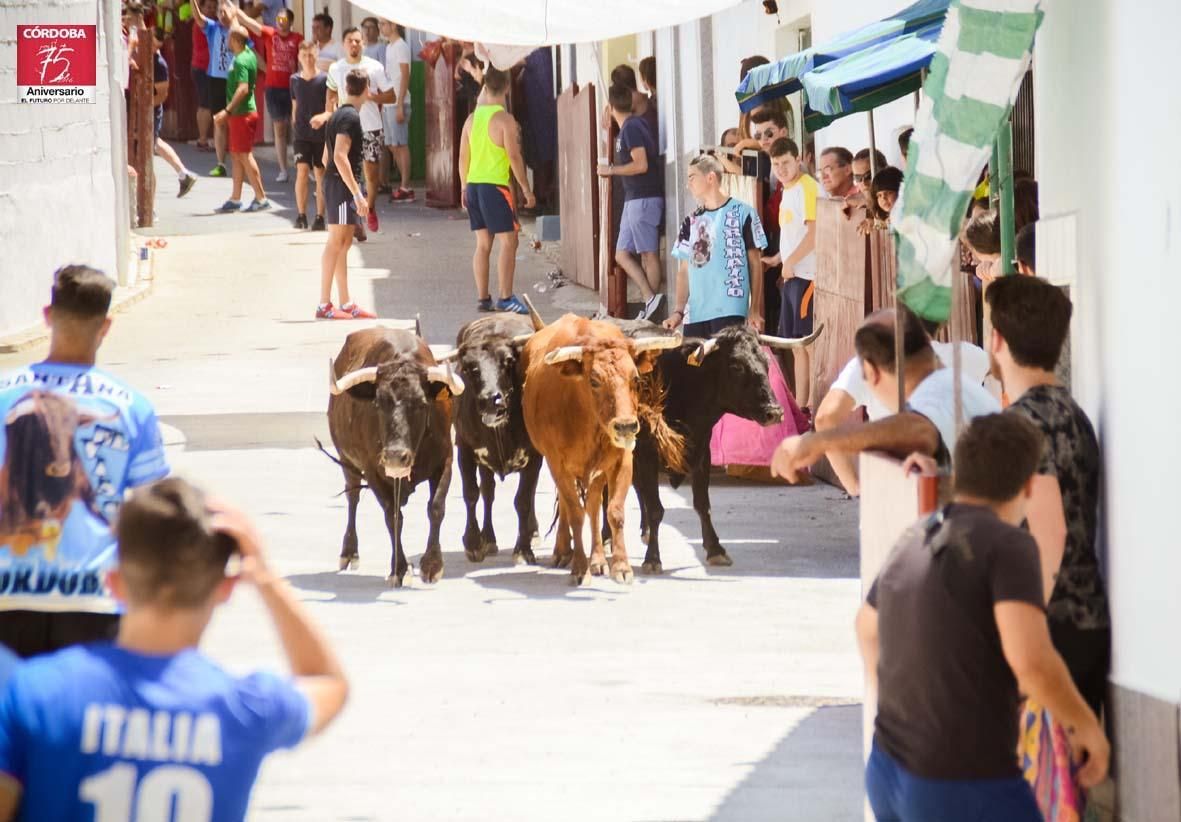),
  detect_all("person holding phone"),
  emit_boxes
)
[0,478,349,820]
